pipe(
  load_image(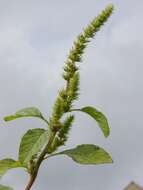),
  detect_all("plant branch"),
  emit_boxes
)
[43,152,58,160]
[24,130,56,190]
[25,173,37,190]
[41,116,50,125]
